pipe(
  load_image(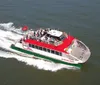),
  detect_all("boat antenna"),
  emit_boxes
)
[69,32,70,40]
